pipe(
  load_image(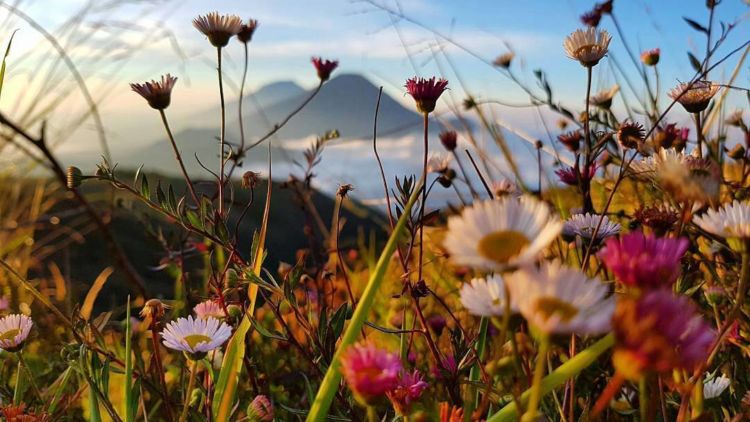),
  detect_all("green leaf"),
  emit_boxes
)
[683,17,708,34]
[306,176,423,421]
[0,30,18,103]
[156,182,167,209]
[212,317,251,421]
[140,174,150,199]
[251,318,288,342]
[168,184,177,213]
[687,52,702,72]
